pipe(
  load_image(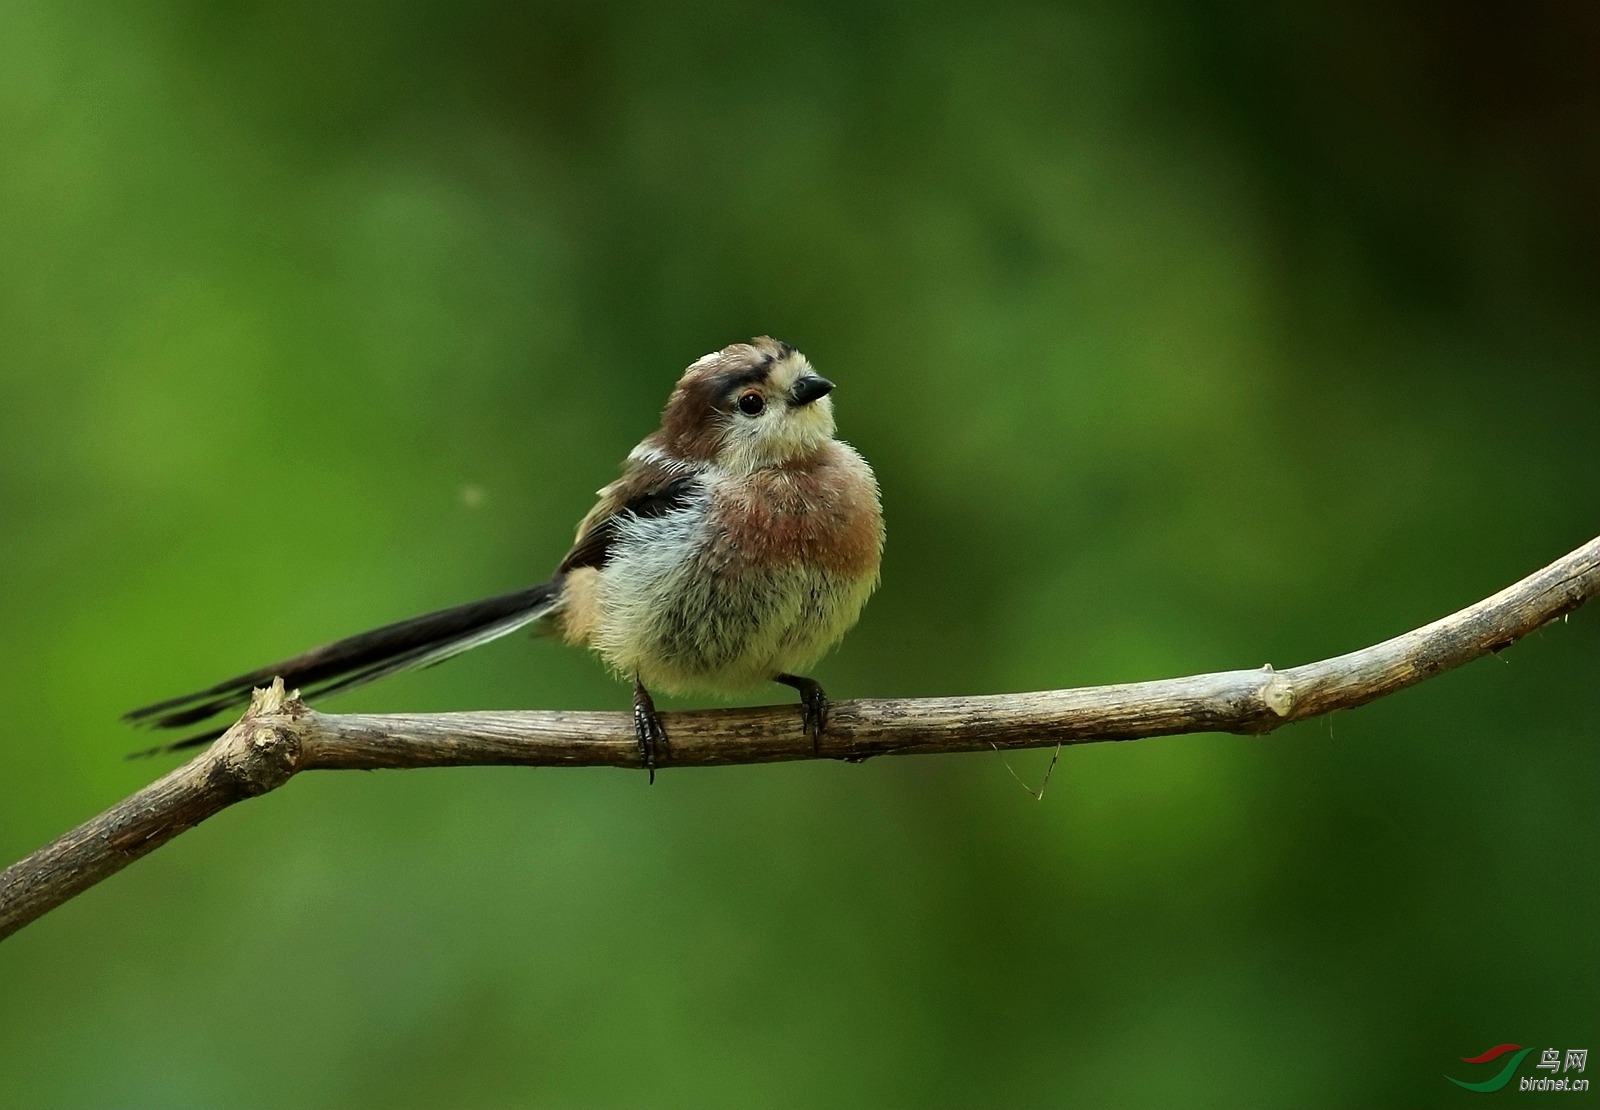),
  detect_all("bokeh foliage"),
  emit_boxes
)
[1,3,1596,1107]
